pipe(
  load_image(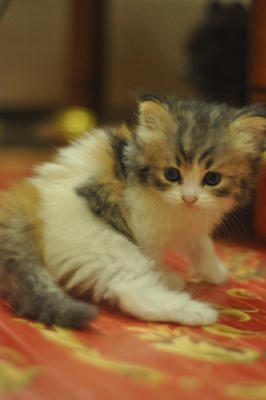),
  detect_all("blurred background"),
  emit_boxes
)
[0,0,265,243]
